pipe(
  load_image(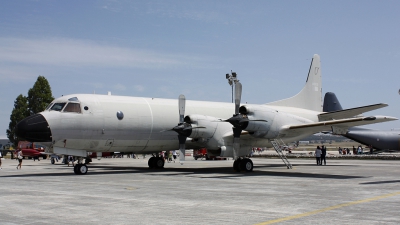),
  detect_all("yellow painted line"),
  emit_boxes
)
[255,191,400,225]
[125,187,137,190]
